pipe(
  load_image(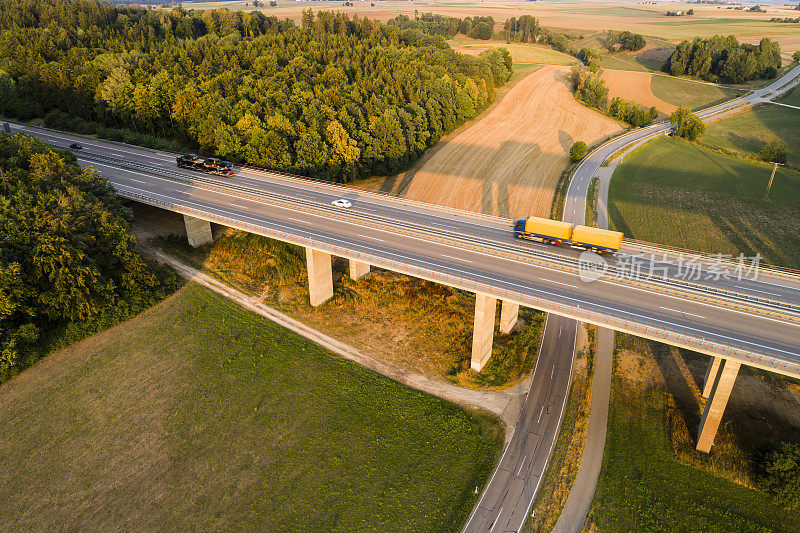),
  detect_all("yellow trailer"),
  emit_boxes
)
[571,225,624,253]
[514,217,574,242]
